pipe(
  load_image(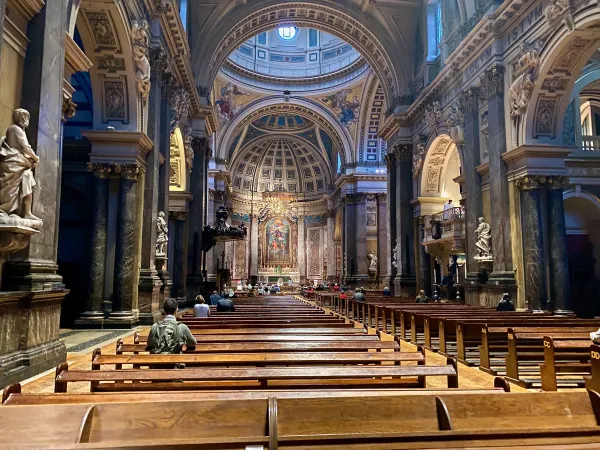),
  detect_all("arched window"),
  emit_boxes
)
[426,1,441,61]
